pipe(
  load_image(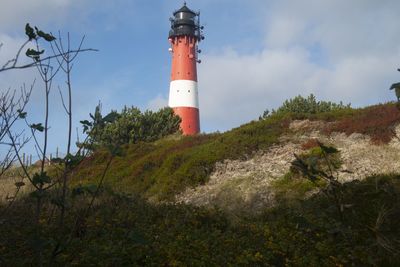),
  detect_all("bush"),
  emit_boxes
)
[74,113,289,200]
[83,106,181,148]
[2,174,399,266]
[260,94,351,119]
